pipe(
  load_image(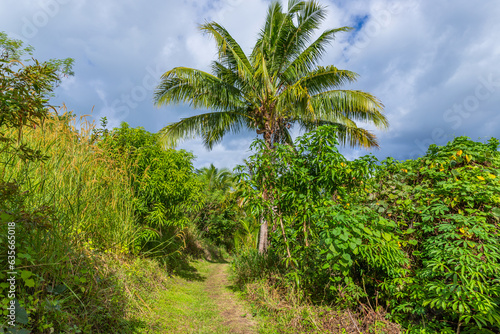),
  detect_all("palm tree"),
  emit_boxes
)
[154,0,388,252]
[197,164,233,193]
